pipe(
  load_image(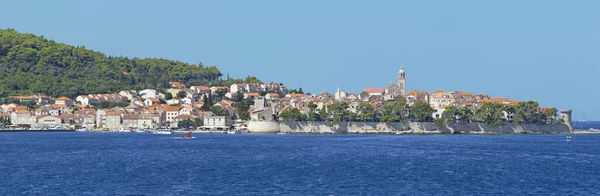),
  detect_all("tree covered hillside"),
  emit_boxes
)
[0,29,258,98]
